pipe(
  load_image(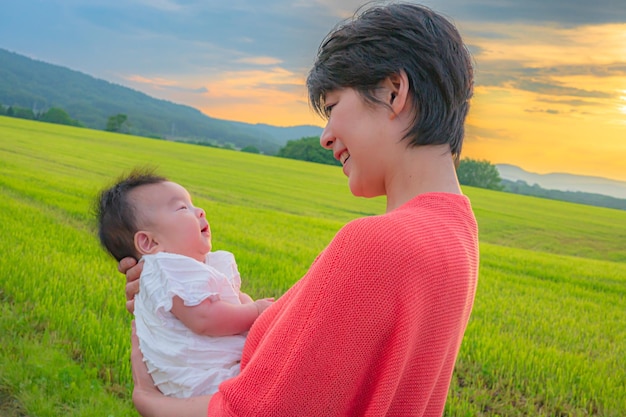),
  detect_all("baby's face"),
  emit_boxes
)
[130,181,211,262]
